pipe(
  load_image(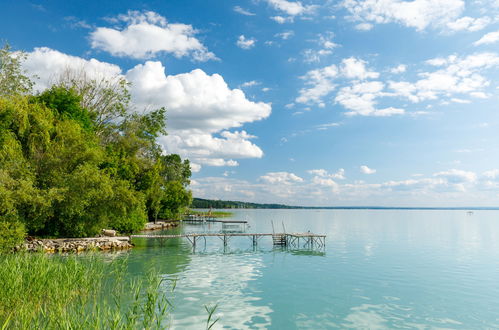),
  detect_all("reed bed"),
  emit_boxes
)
[0,253,174,329]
